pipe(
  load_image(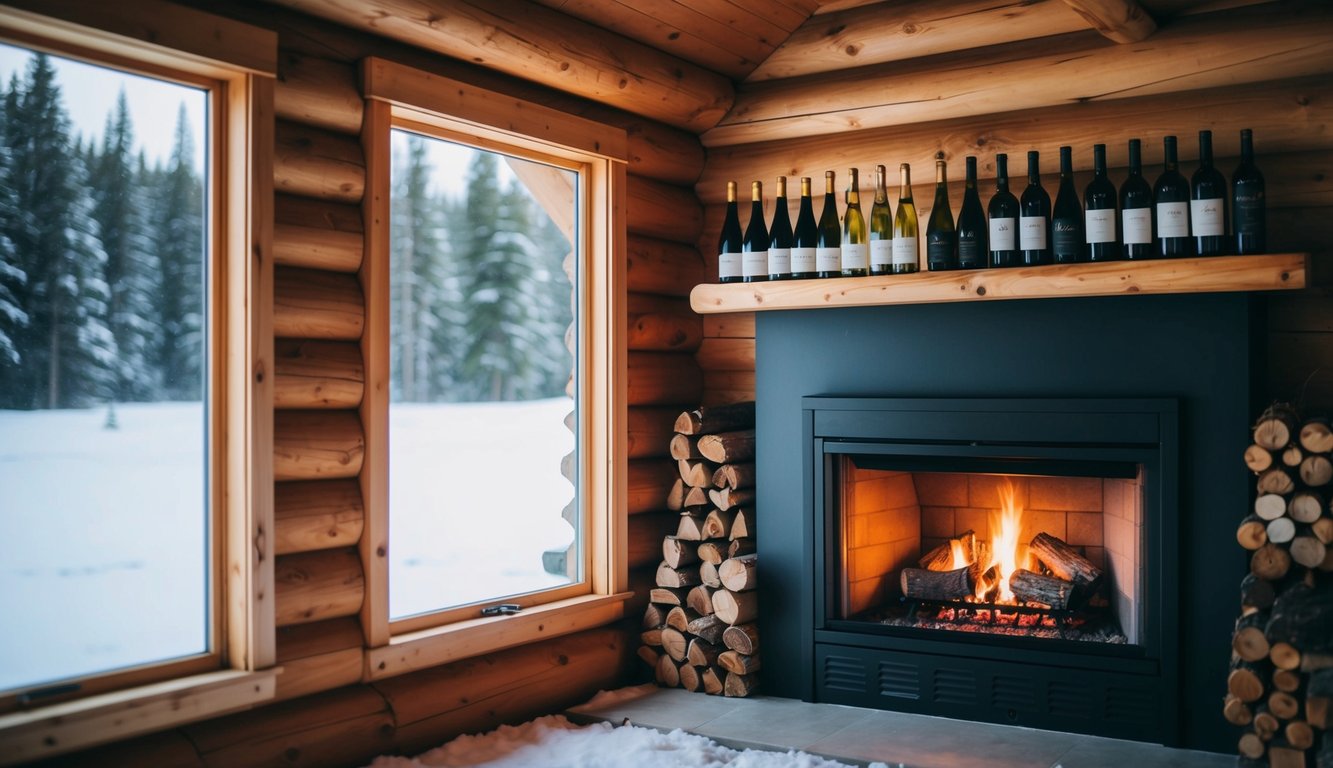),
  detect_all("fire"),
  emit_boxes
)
[988,479,1024,602]
[948,539,969,569]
